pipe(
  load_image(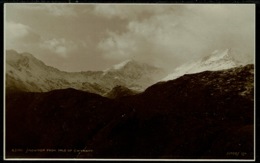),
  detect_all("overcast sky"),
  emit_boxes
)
[5,4,255,72]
